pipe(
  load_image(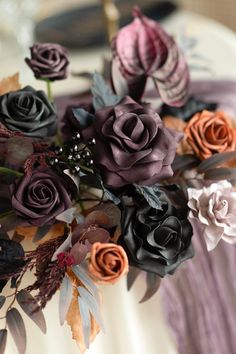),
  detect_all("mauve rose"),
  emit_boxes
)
[185,110,236,160]
[82,96,182,187]
[120,192,193,277]
[88,242,129,284]
[112,7,189,105]
[0,86,56,138]
[25,42,69,81]
[10,168,77,227]
[188,180,236,251]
